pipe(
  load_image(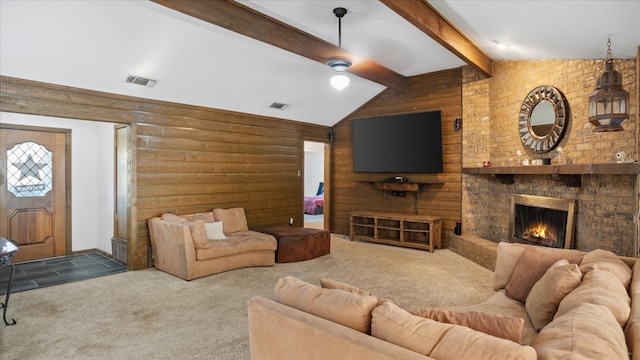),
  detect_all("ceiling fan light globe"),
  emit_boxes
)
[331,74,350,90]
